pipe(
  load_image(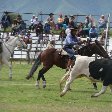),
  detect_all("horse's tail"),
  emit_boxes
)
[26,52,41,80]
